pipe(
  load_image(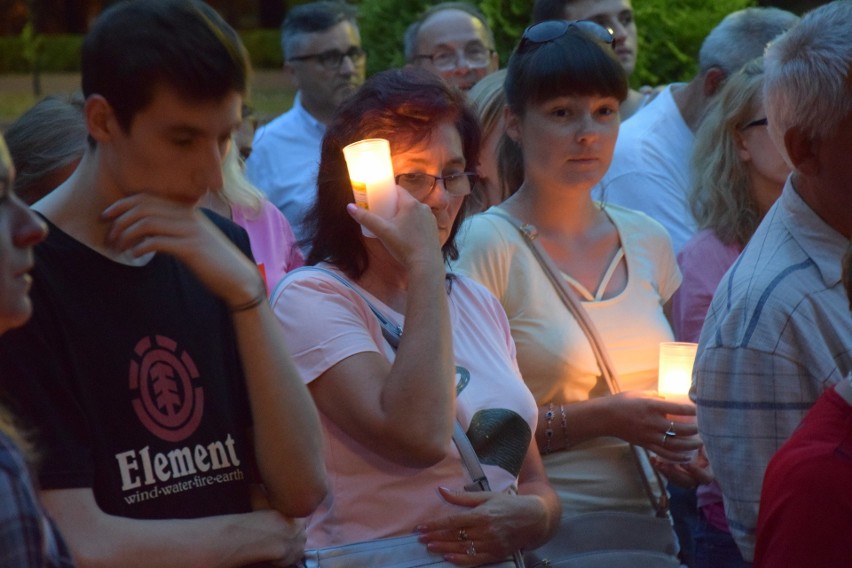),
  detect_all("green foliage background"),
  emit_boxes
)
[0,0,761,85]
[0,34,82,73]
[632,0,758,86]
[355,0,757,87]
